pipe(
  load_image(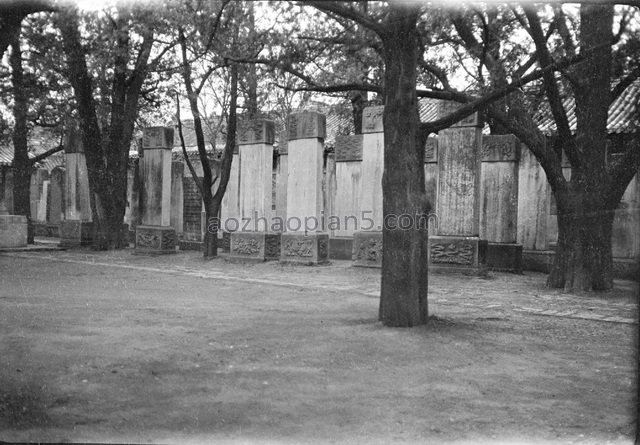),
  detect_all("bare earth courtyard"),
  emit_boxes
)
[0,249,637,444]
